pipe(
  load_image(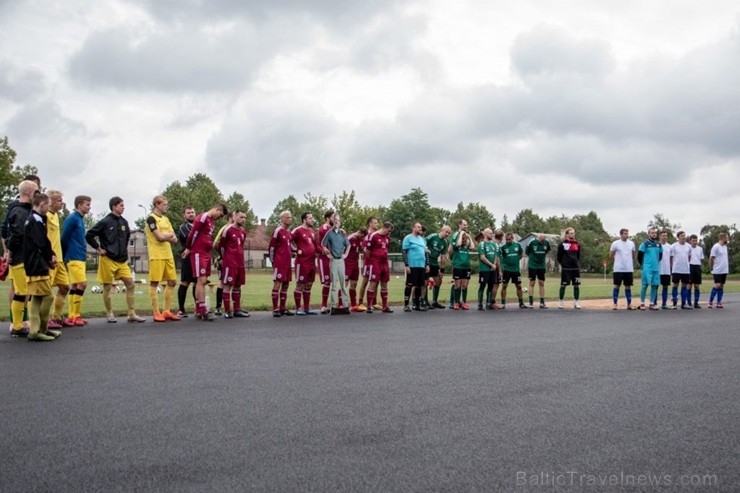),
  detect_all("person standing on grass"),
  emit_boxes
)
[557,227,582,309]
[215,209,249,319]
[365,221,394,314]
[24,193,62,342]
[689,234,704,308]
[345,227,367,312]
[708,232,729,309]
[526,233,551,309]
[317,210,334,313]
[670,231,692,309]
[477,228,500,310]
[609,228,636,310]
[45,190,70,328]
[185,203,228,321]
[6,180,38,337]
[292,211,320,316]
[658,230,673,309]
[86,197,146,323]
[321,212,351,314]
[61,195,91,326]
[356,216,380,311]
[637,228,662,311]
[500,232,527,309]
[144,195,181,323]
[176,206,197,317]
[426,225,451,309]
[448,219,475,310]
[401,221,429,312]
[269,211,294,317]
